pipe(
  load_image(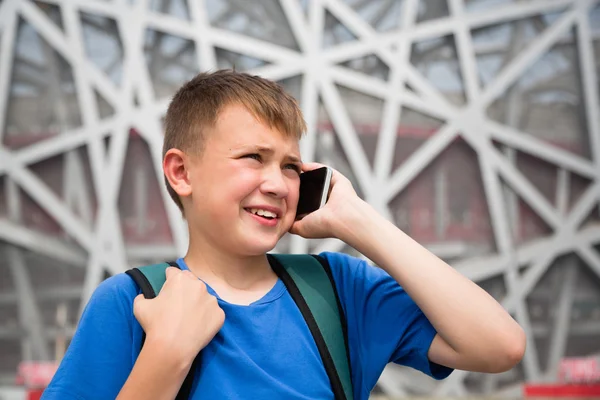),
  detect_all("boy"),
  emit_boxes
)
[43,70,525,400]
